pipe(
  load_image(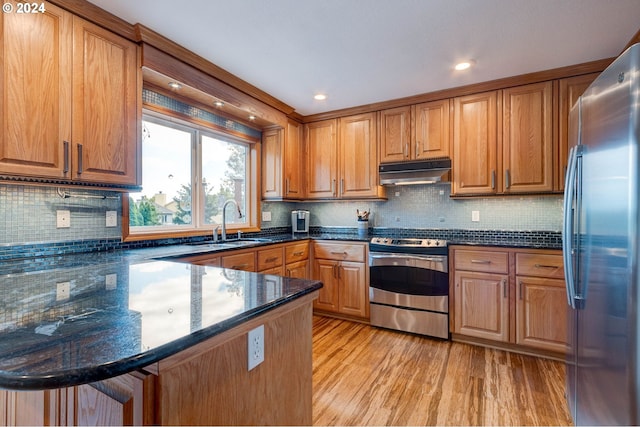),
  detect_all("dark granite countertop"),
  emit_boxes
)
[0,252,321,390]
